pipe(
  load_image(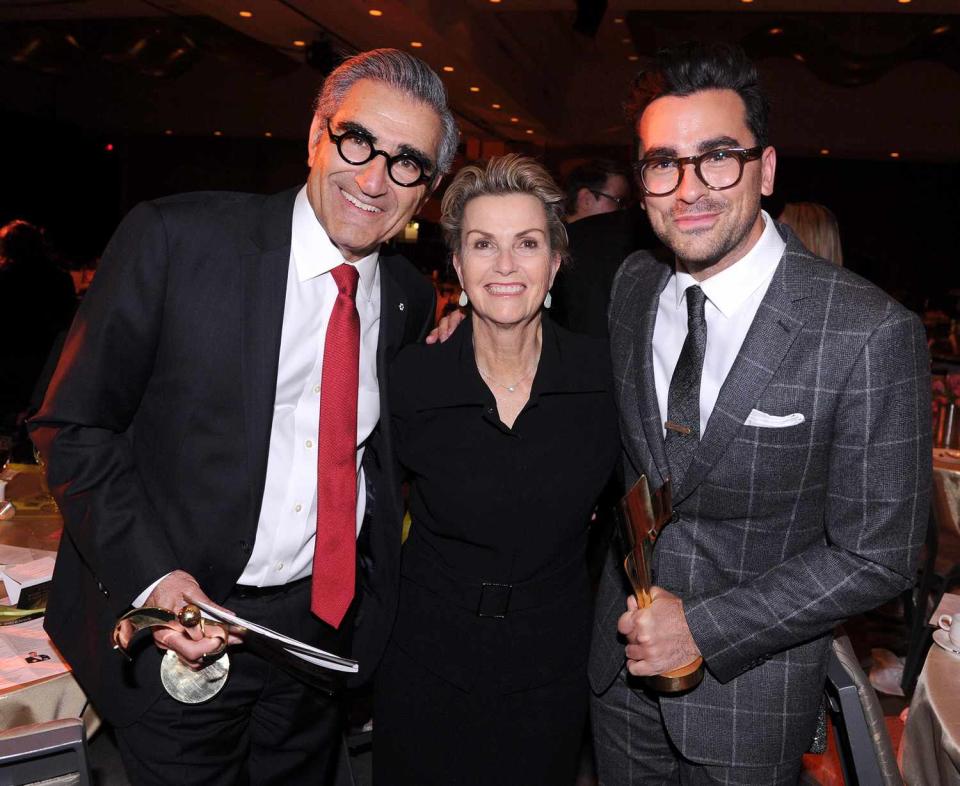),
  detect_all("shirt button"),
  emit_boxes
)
[275,562,284,572]
[294,504,302,513]
[314,385,321,394]
[305,439,313,448]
